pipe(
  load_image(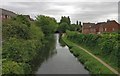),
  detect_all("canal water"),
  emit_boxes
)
[36,34,89,74]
